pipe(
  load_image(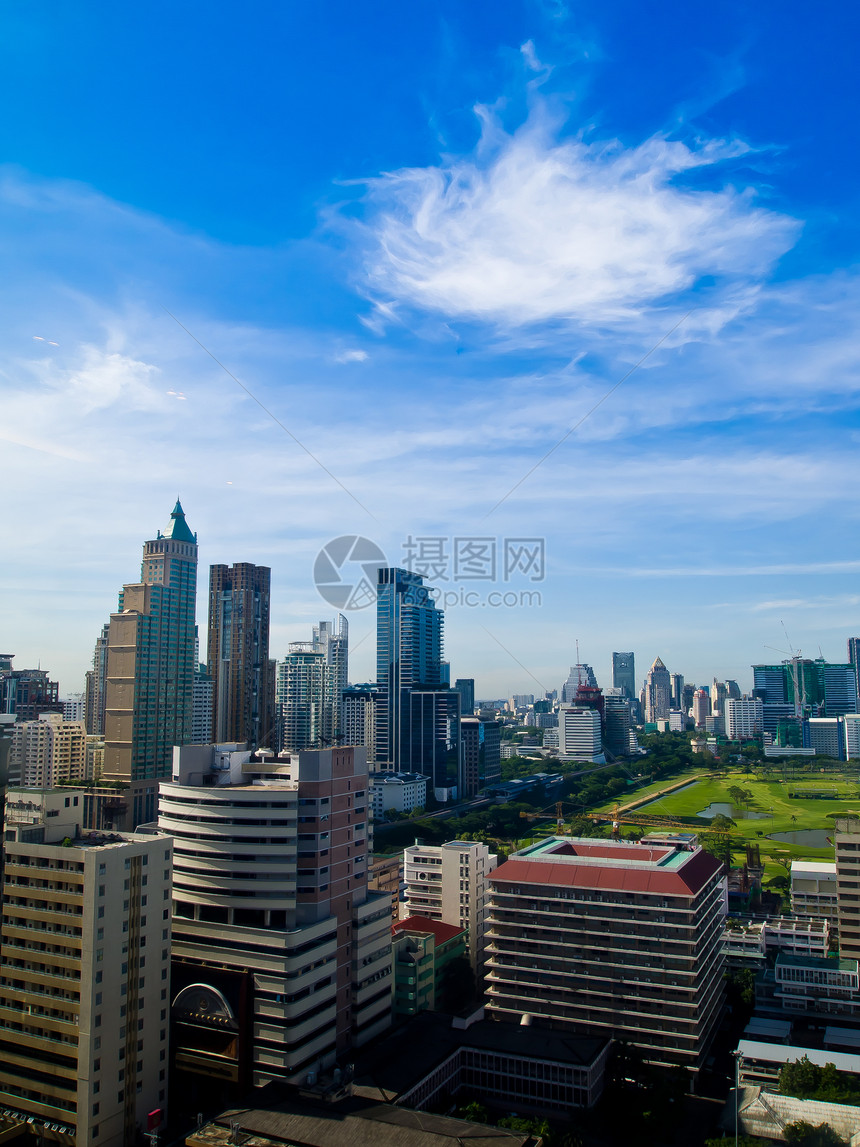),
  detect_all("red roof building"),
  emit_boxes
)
[485,835,726,1071]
